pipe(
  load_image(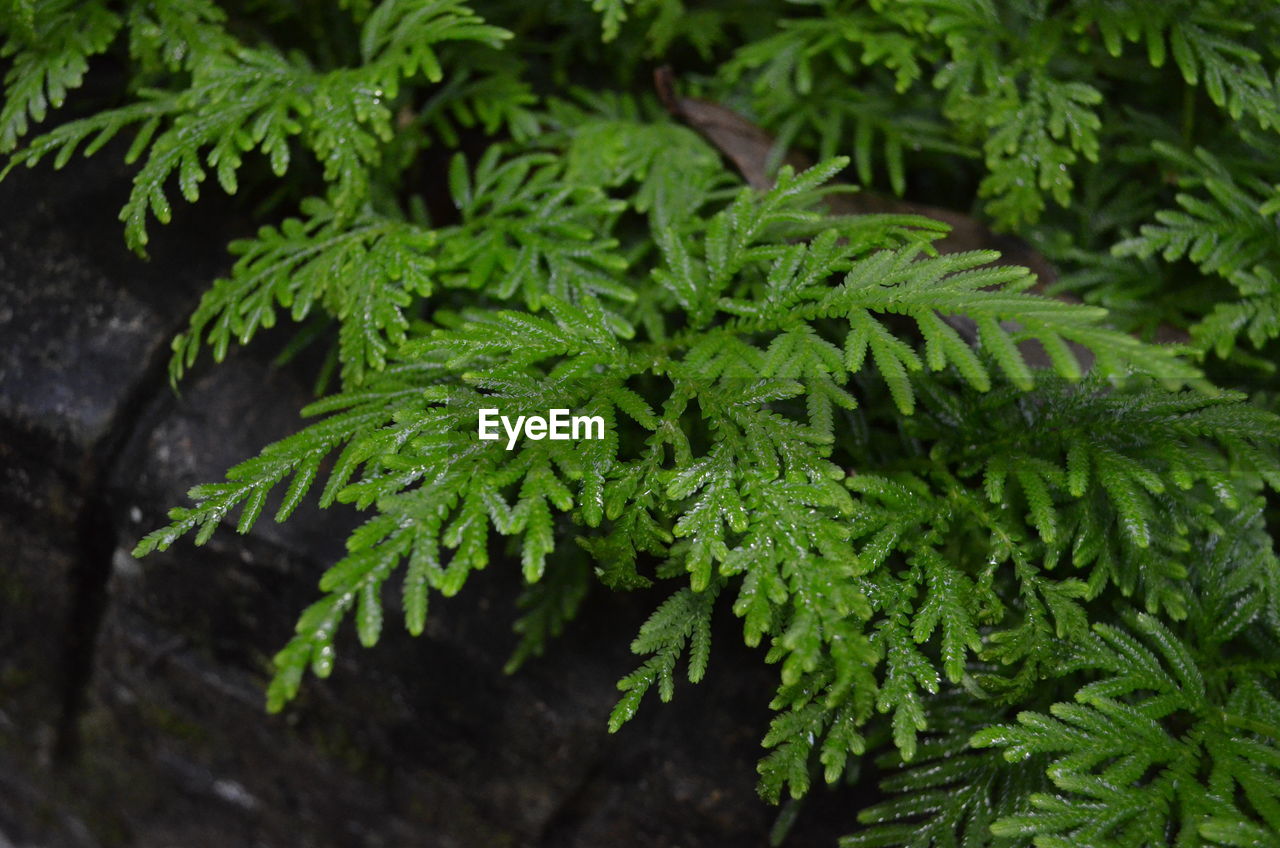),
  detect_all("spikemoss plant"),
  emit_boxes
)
[5,1,1280,844]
